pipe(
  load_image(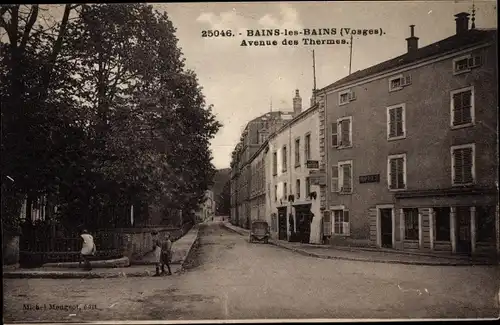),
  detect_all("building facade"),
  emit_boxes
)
[230,111,292,229]
[196,190,216,222]
[316,13,498,255]
[266,90,323,244]
[249,142,267,223]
